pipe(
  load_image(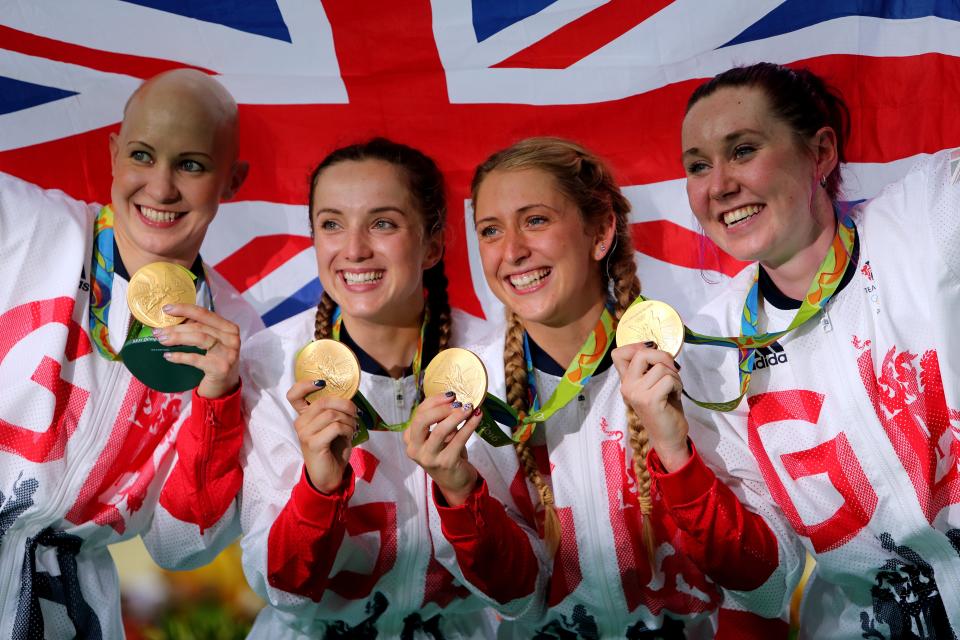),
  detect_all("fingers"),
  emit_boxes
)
[285,379,353,413]
[405,392,460,448]
[162,303,239,334]
[423,404,475,457]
